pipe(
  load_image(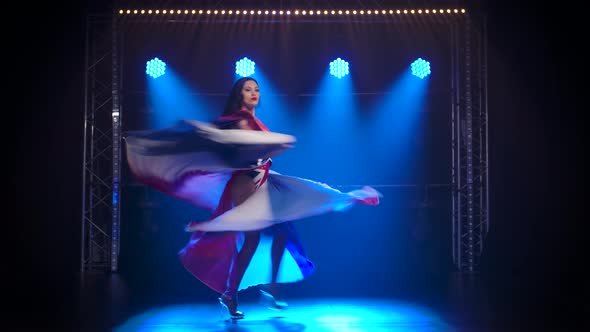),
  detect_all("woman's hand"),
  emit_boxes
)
[184,221,200,232]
